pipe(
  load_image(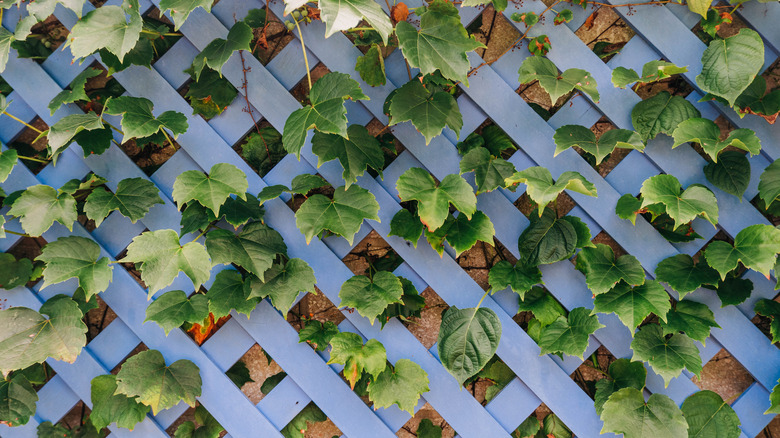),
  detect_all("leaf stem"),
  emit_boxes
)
[1,111,43,134]
[293,17,313,91]
[103,121,124,135]
[348,26,376,32]
[475,287,490,310]
[17,154,50,164]
[4,229,31,237]
[193,223,215,242]
[160,128,175,150]
[140,29,182,37]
